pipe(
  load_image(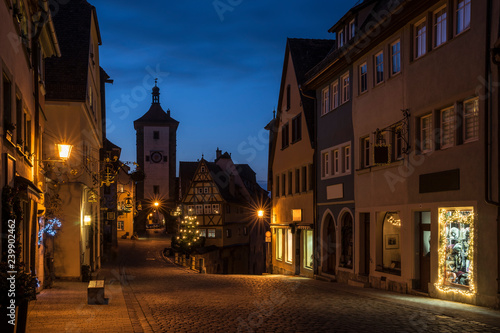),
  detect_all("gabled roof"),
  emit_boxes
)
[304,0,408,87]
[45,0,99,101]
[180,156,267,205]
[133,104,179,127]
[268,38,334,172]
